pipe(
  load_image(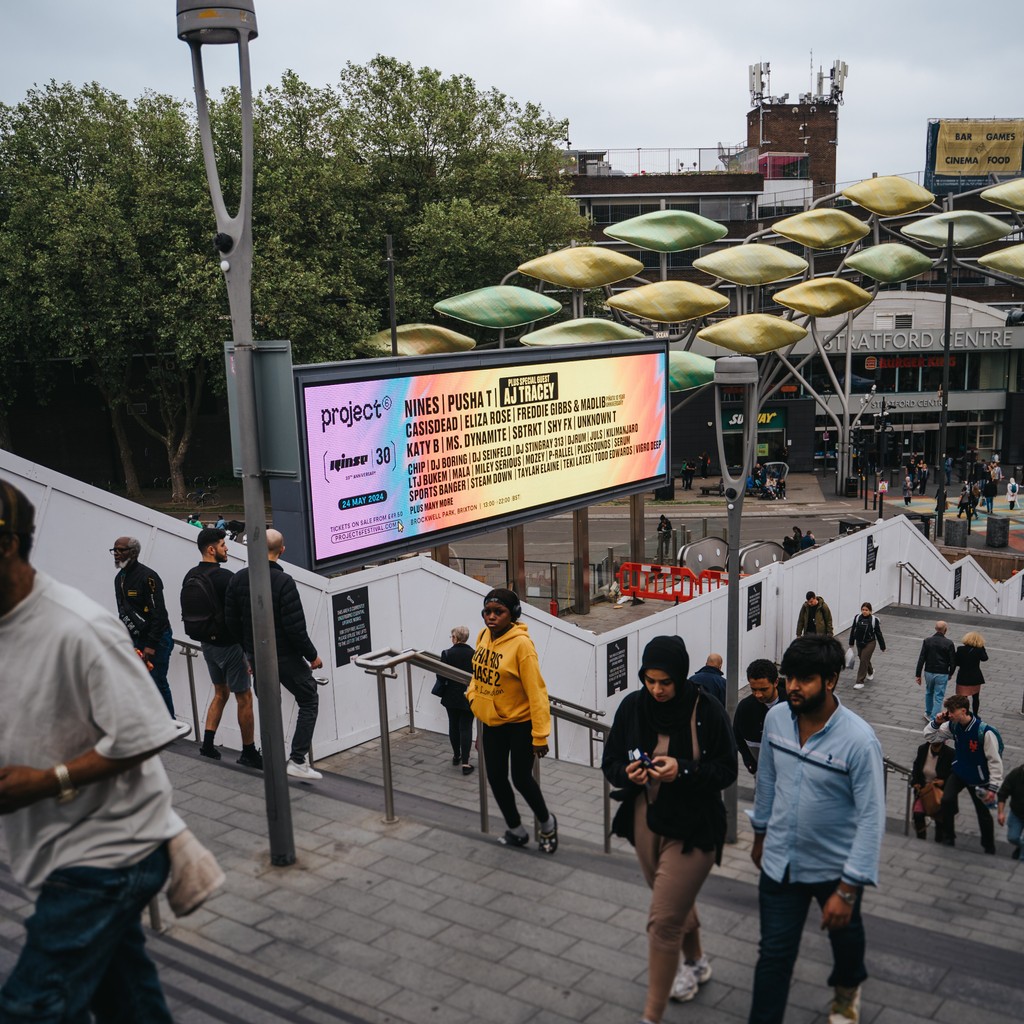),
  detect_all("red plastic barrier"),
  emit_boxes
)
[615,563,704,603]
